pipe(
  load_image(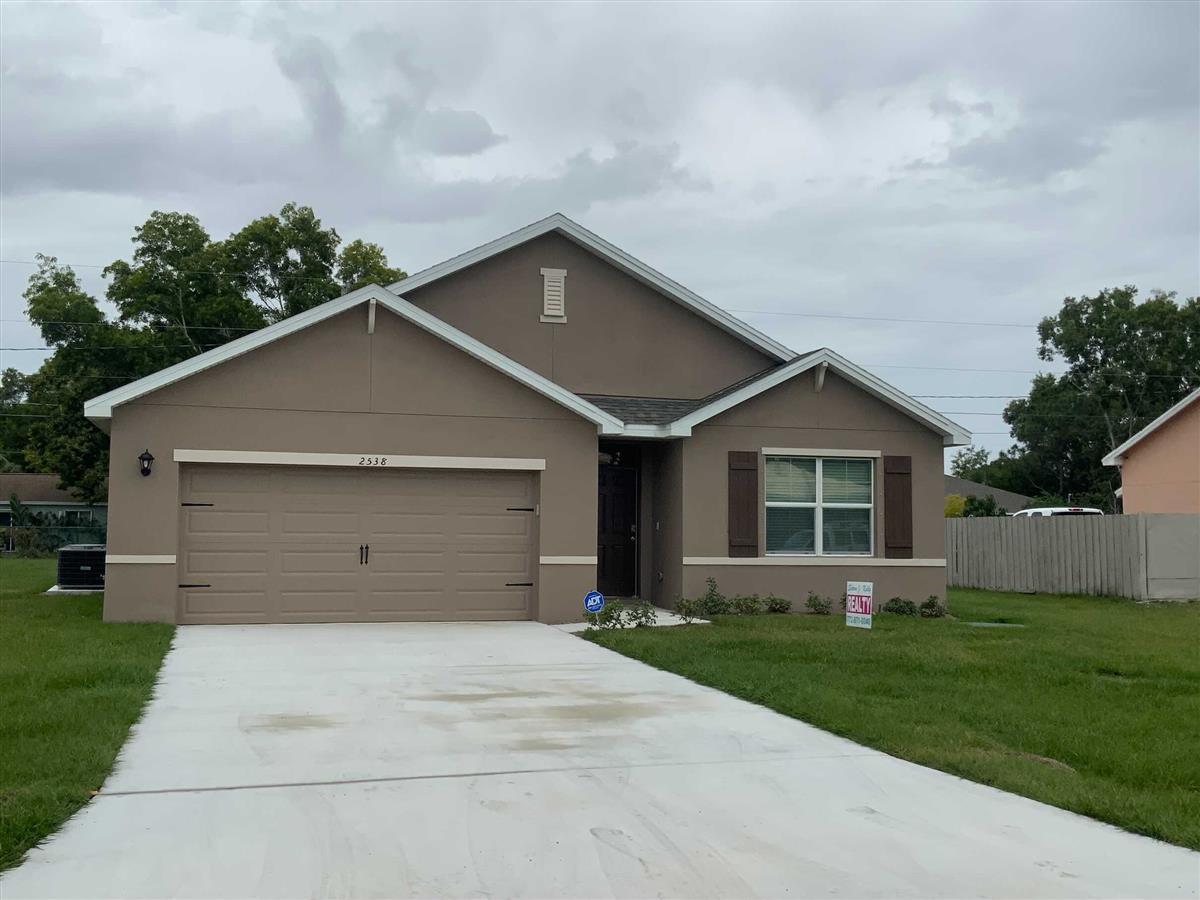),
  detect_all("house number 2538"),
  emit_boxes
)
[358,456,388,466]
